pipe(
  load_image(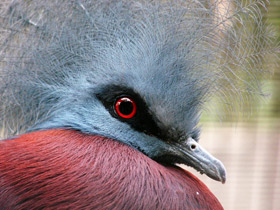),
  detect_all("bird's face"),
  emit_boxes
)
[3,0,226,183]
[32,42,226,183]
